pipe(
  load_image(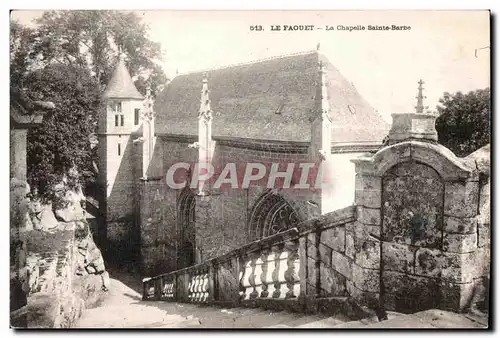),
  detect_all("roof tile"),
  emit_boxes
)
[155,51,389,143]
[103,59,144,100]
